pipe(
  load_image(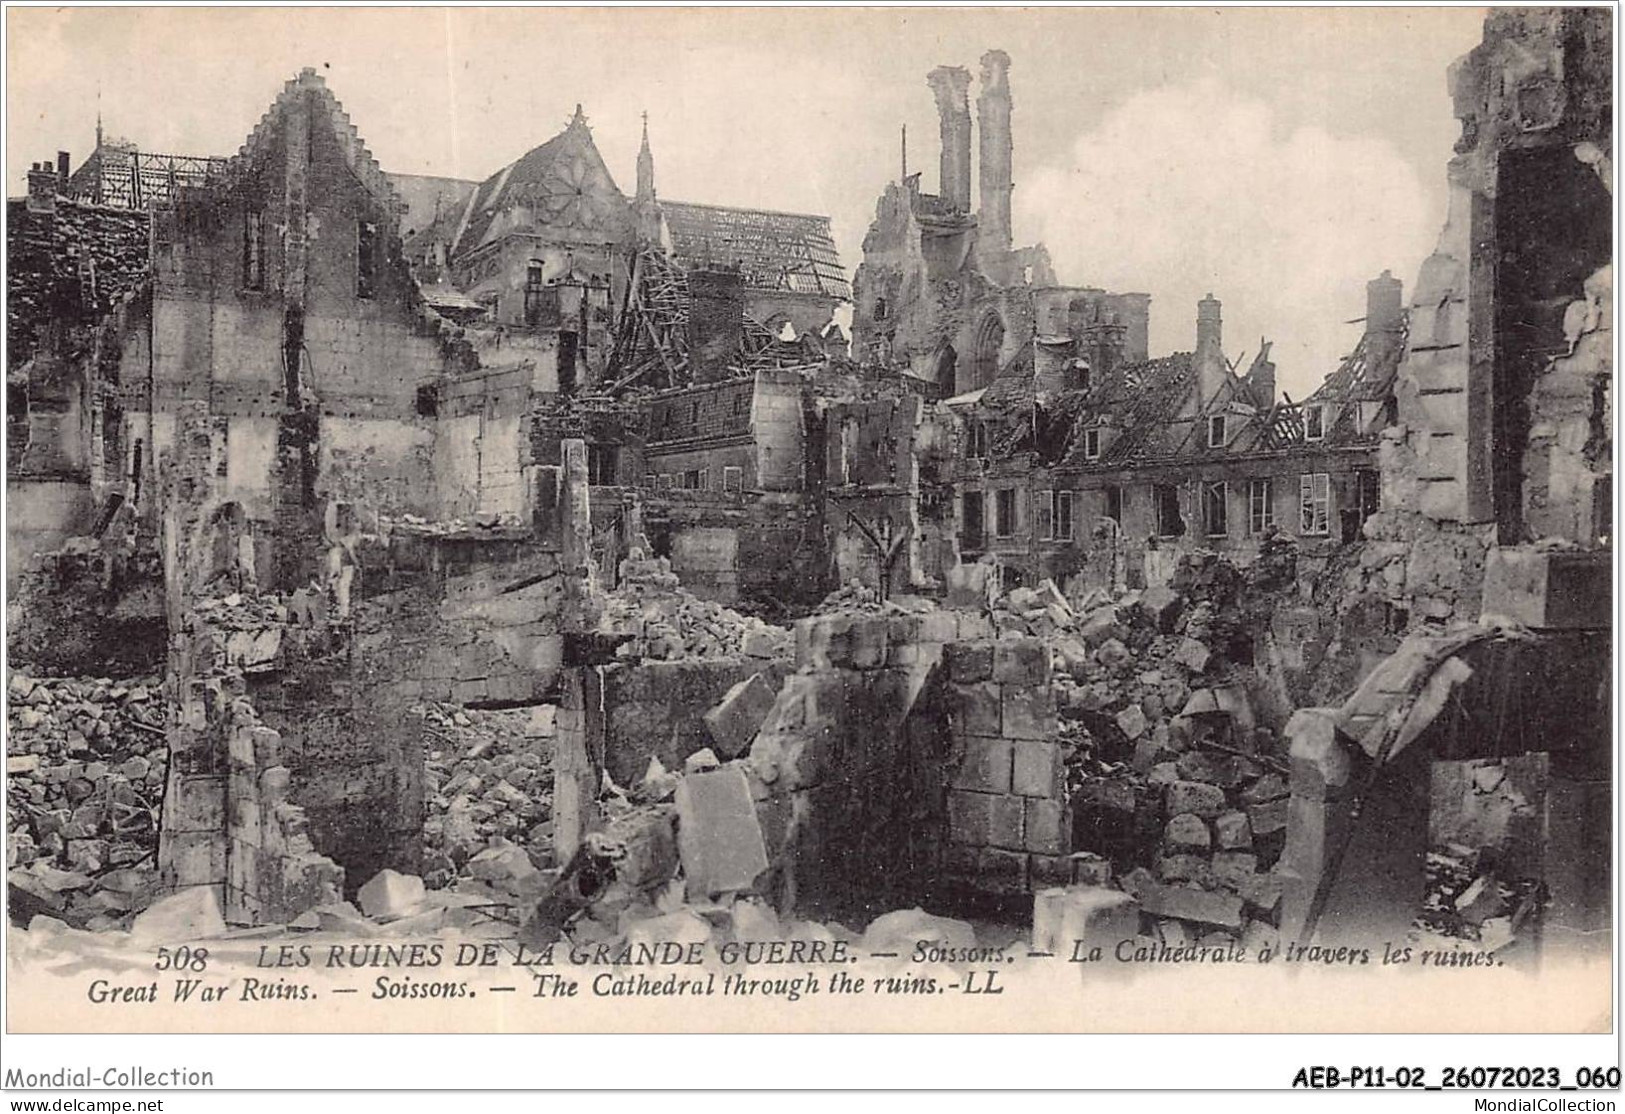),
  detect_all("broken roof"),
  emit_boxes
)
[450,108,633,259]
[661,200,850,301]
